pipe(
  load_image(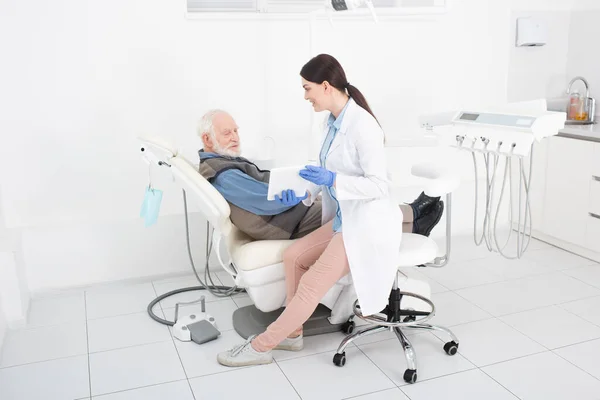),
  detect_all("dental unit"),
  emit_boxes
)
[420,99,566,259]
